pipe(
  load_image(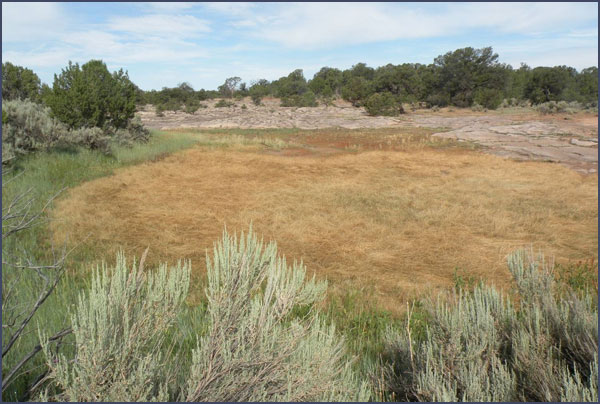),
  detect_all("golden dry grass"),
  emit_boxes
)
[50,133,597,313]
